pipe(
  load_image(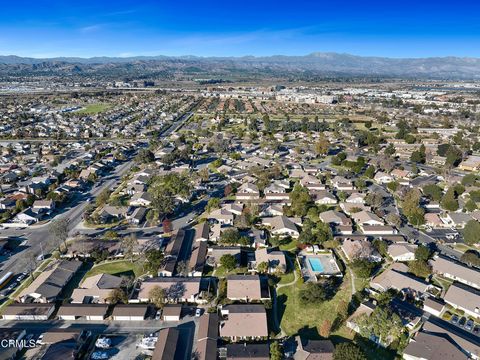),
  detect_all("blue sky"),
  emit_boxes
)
[1,0,480,58]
